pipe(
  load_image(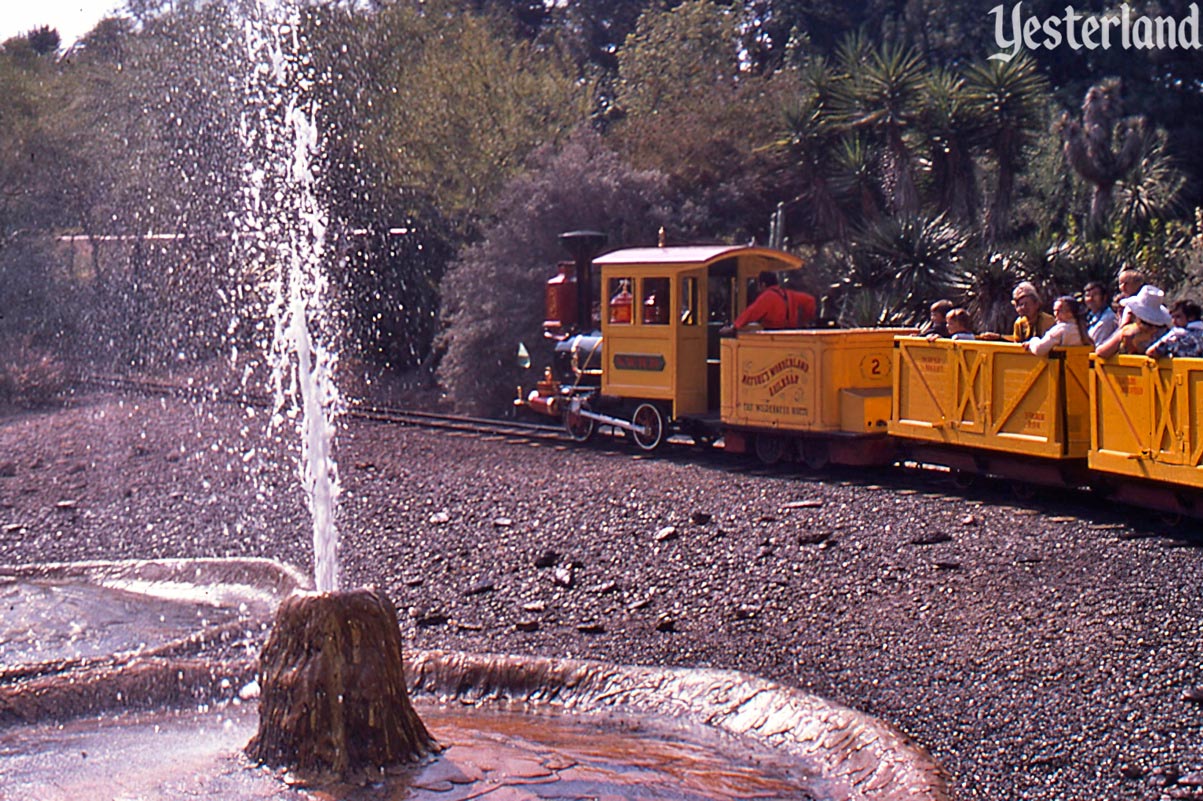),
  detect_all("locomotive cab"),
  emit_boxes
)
[519,243,802,450]
[587,245,803,448]
[596,246,798,420]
